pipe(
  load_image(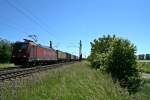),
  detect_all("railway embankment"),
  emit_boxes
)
[0,61,132,100]
[0,61,150,100]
